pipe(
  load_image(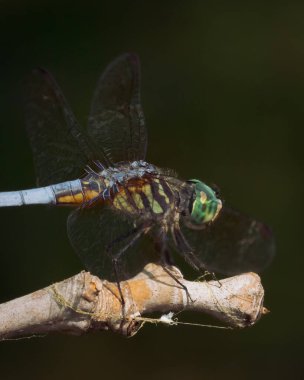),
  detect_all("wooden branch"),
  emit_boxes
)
[0,263,267,340]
